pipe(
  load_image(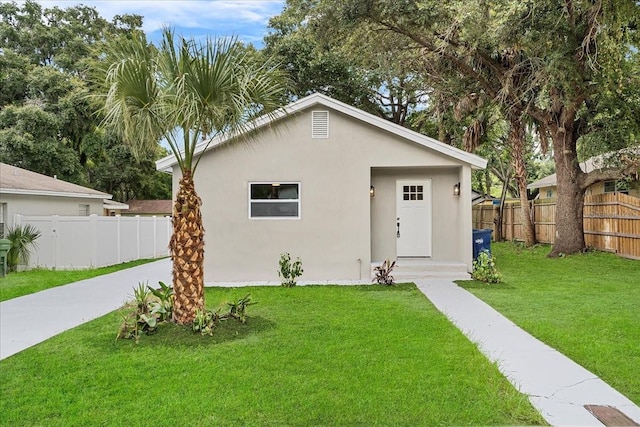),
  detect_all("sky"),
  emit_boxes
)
[22,1,287,47]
